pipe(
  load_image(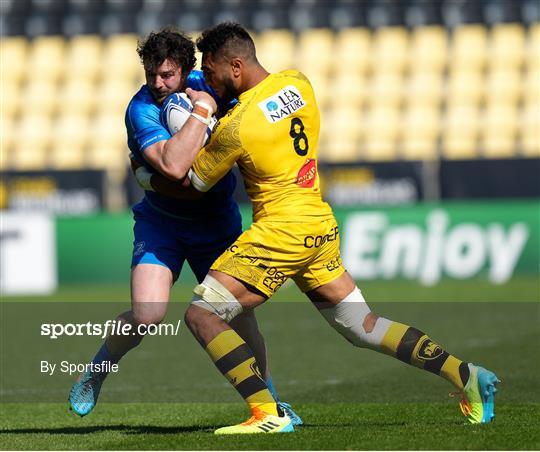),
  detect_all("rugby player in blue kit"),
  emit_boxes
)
[69,28,301,424]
